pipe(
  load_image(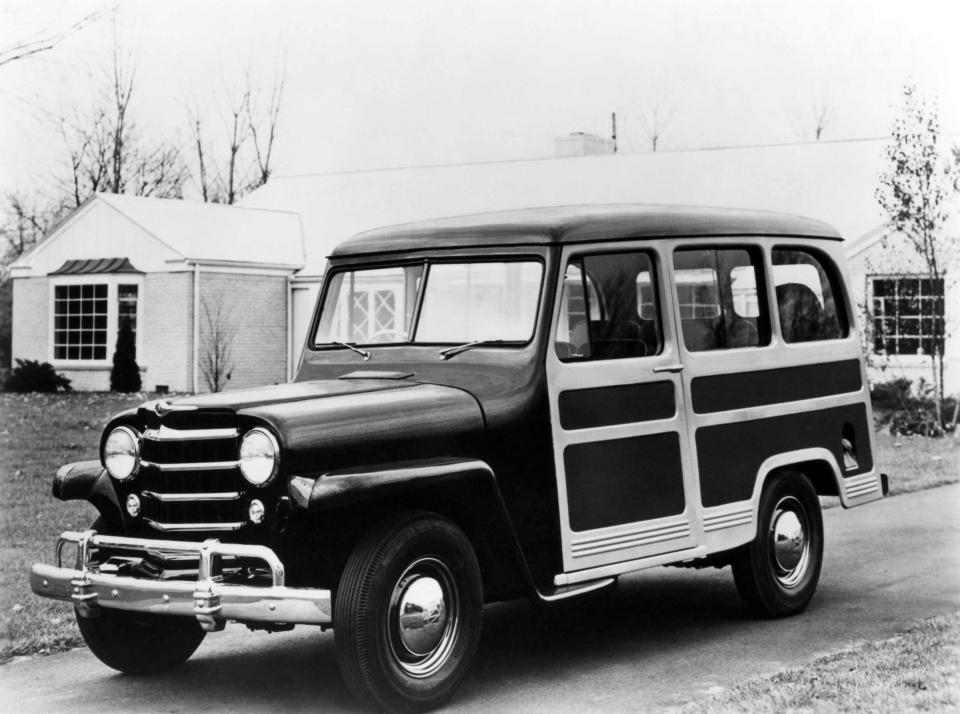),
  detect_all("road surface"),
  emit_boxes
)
[2,484,958,713]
